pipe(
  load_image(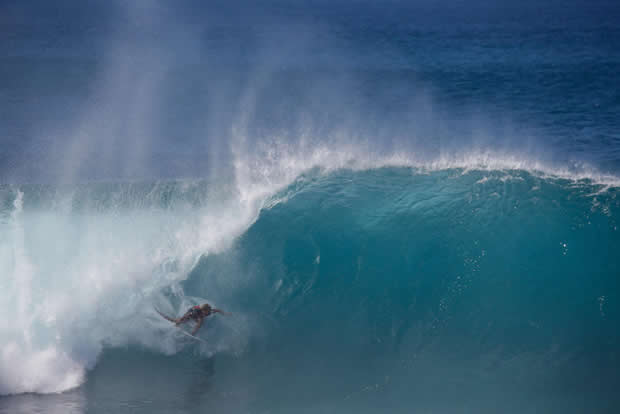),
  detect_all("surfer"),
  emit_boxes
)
[174,303,228,335]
